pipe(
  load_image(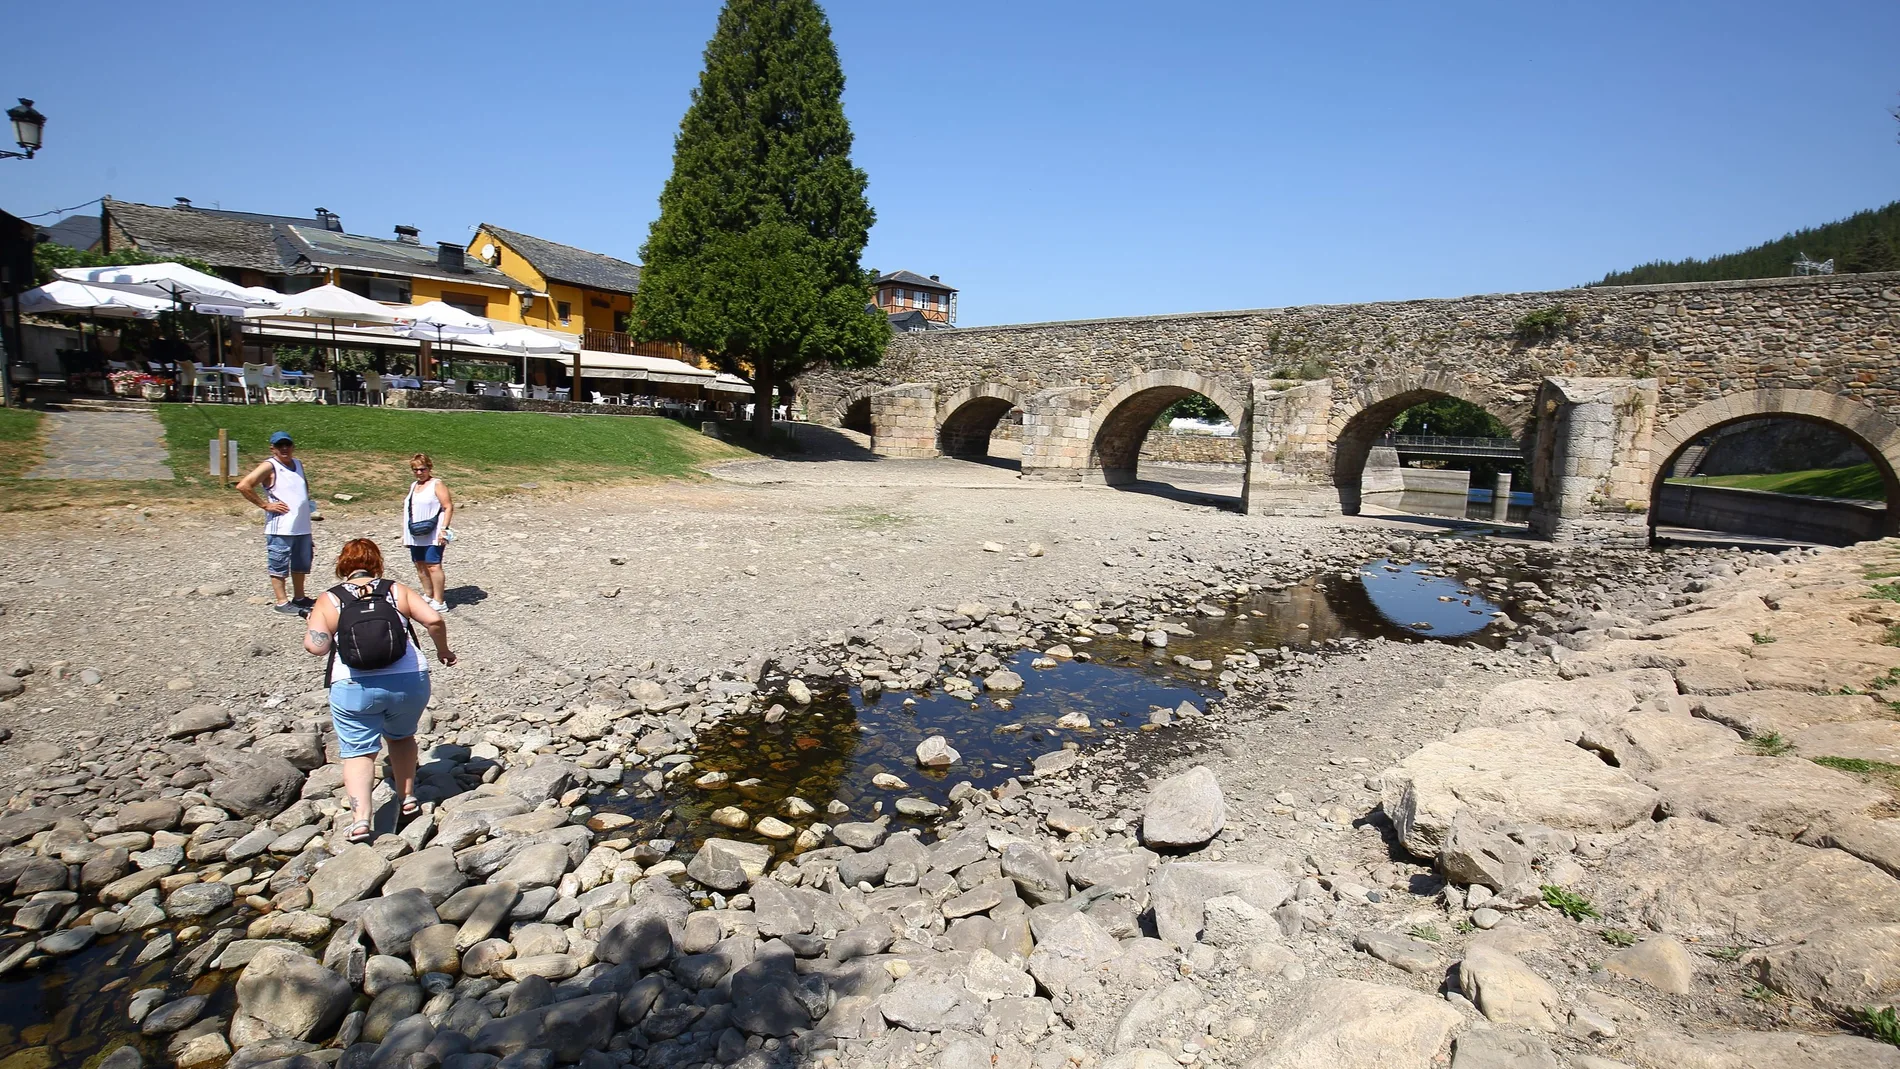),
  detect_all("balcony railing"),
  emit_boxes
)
[582,328,698,363]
